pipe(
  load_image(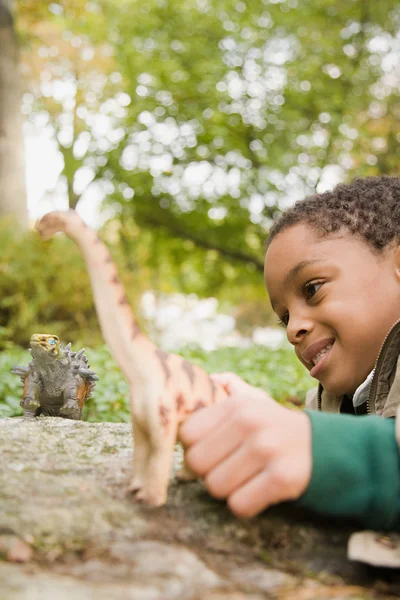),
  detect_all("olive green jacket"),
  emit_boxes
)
[304,319,400,567]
